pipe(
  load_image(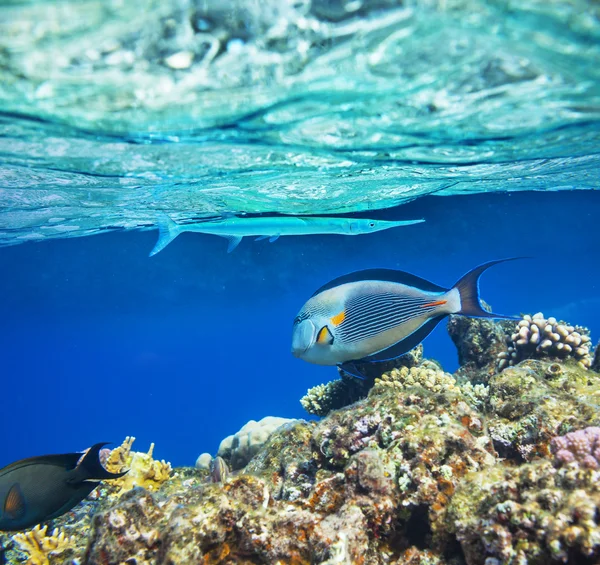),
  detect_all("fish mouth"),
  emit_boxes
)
[291,319,316,357]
